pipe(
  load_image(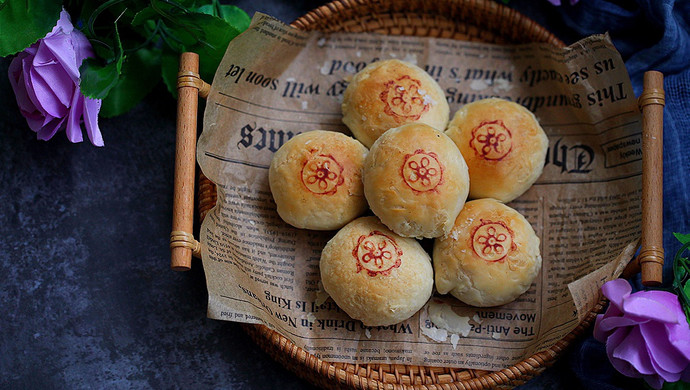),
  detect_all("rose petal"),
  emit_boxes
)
[594,313,608,342]
[649,357,682,384]
[682,365,690,382]
[594,311,645,342]
[21,55,46,117]
[612,326,656,375]
[640,322,689,374]
[33,36,59,66]
[65,88,84,143]
[597,315,643,335]
[642,375,665,390]
[41,32,79,83]
[601,279,631,312]
[24,112,49,134]
[52,10,74,36]
[668,319,690,360]
[606,327,641,378]
[37,112,58,131]
[33,35,76,109]
[36,116,65,141]
[69,27,94,66]
[637,290,683,315]
[9,53,39,115]
[623,292,679,324]
[22,109,57,133]
[48,72,74,109]
[28,65,69,118]
[8,51,26,87]
[600,298,625,322]
[641,290,681,307]
[33,59,74,109]
[83,97,103,146]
